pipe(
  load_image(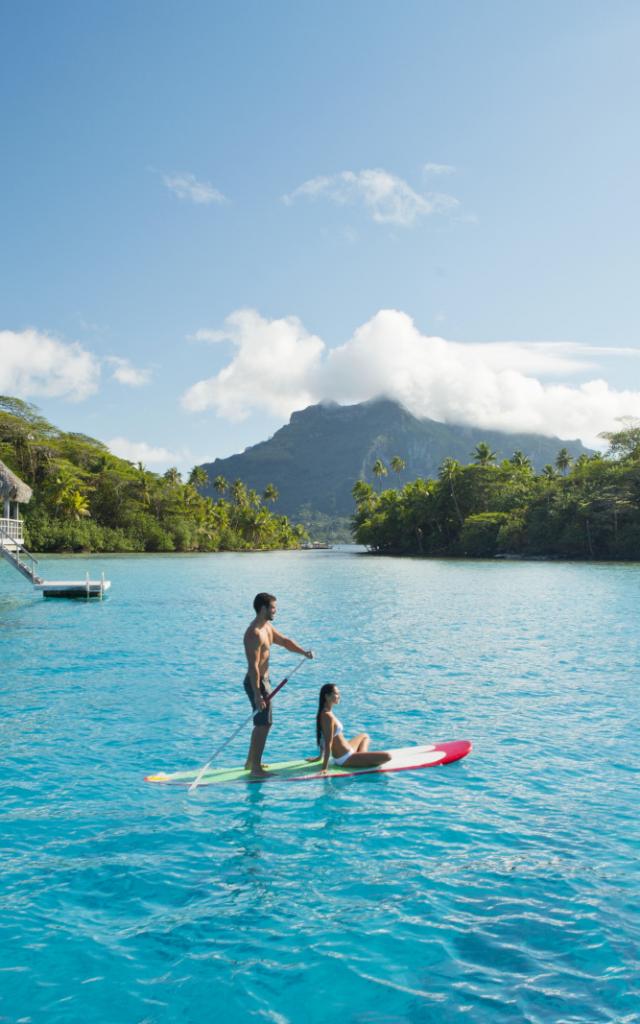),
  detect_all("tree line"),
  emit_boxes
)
[0,397,306,553]
[352,426,640,560]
